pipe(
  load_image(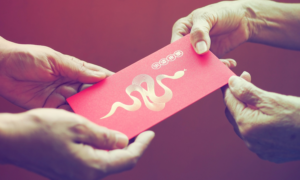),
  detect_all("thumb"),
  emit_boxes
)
[190,11,215,54]
[58,54,112,84]
[72,120,129,150]
[228,75,264,107]
[222,71,252,138]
